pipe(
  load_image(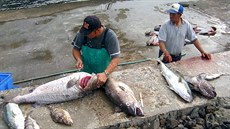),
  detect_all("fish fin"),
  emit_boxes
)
[32,102,44,108]
[114,106,122,113]
[29,88,36,93]
[198,73,208,80]
[175,70,183,76]
[175,70,185,83]
[178,76,182,82]
[118,85,126,91]
[187,82,196,90]
[25,108,34,118]
[168,85,175,91]
[66,78,79,89]
[0,94,17,103]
